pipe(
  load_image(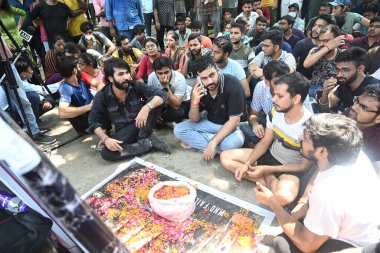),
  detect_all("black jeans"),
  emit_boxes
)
[161,101,189,123]
[69,113,90,134]
[273,232,355,253]
[100,106,161,161]
[156,25,173,51]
